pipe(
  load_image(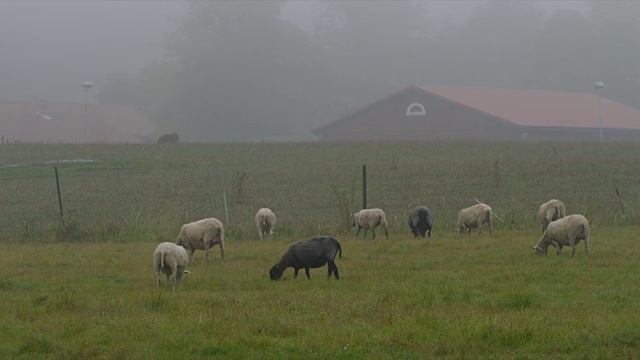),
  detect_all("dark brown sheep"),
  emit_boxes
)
[157,132,179,144]
[269,236,342,280]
